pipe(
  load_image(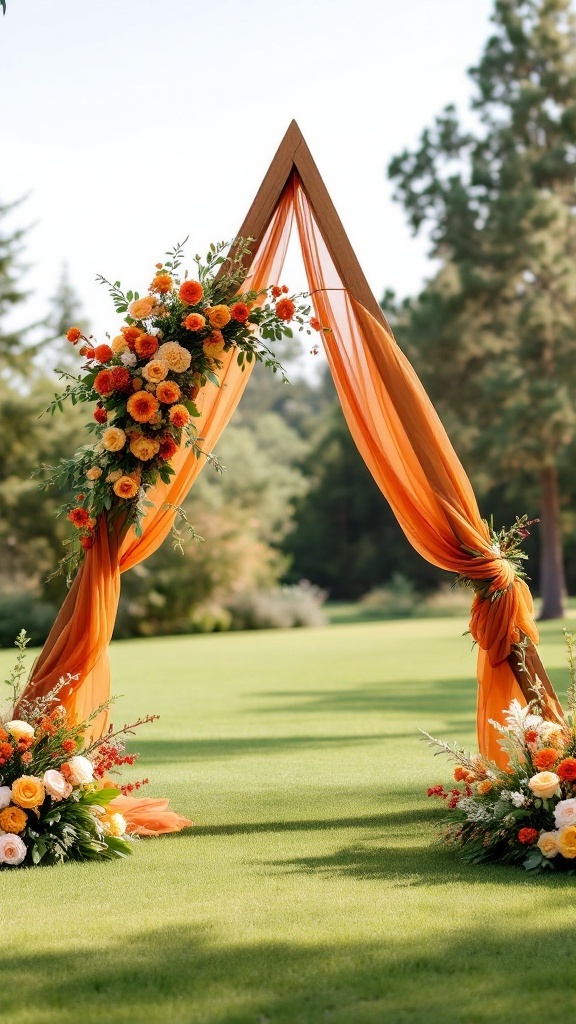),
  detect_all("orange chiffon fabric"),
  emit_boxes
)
[23,171,551,777]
